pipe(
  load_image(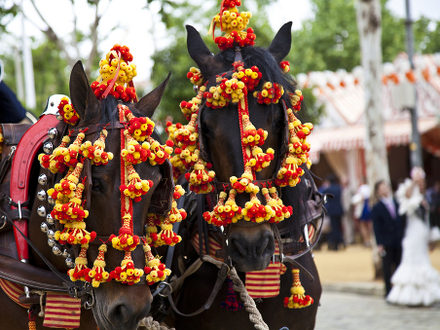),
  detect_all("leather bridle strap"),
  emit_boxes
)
[166,260,229,317]
[4,214,91,297]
